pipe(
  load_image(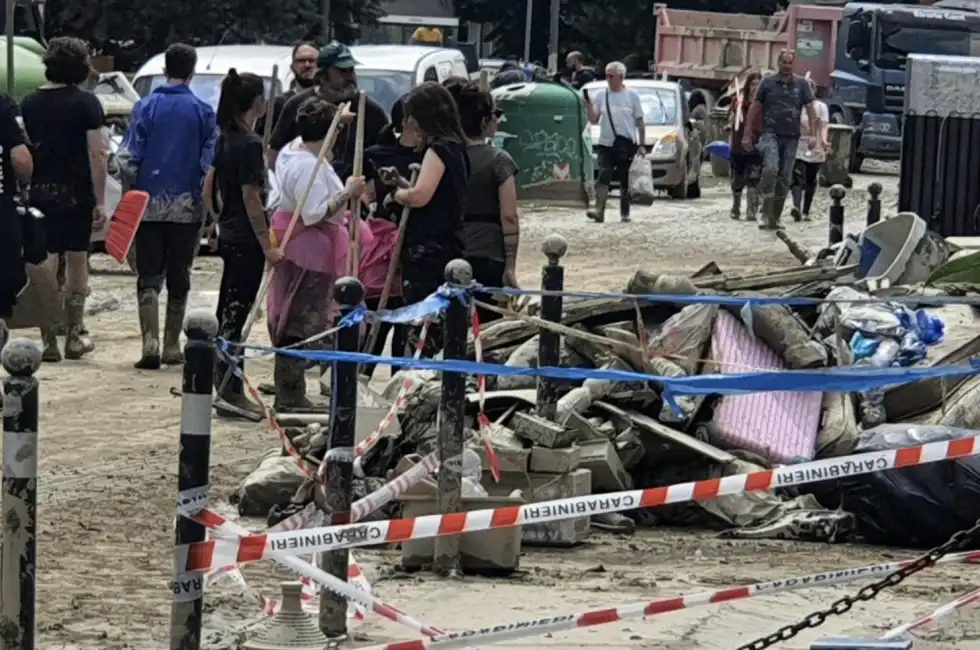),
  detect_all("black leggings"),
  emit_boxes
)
[135,222,201,299]
[466,255,506,325]
[791,160,821,215]
[216,239,266,392]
